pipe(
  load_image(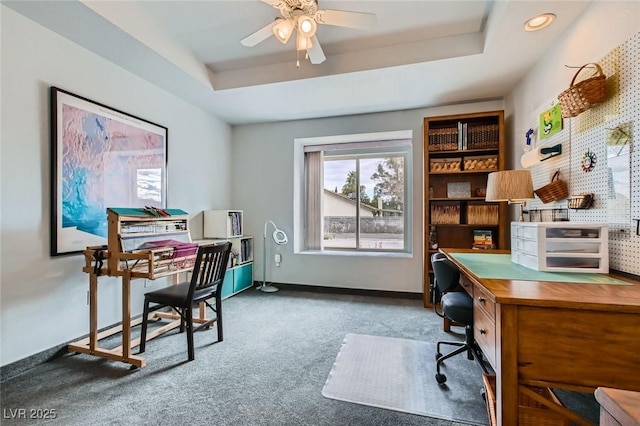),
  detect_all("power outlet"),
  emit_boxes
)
[275,253,282,266]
